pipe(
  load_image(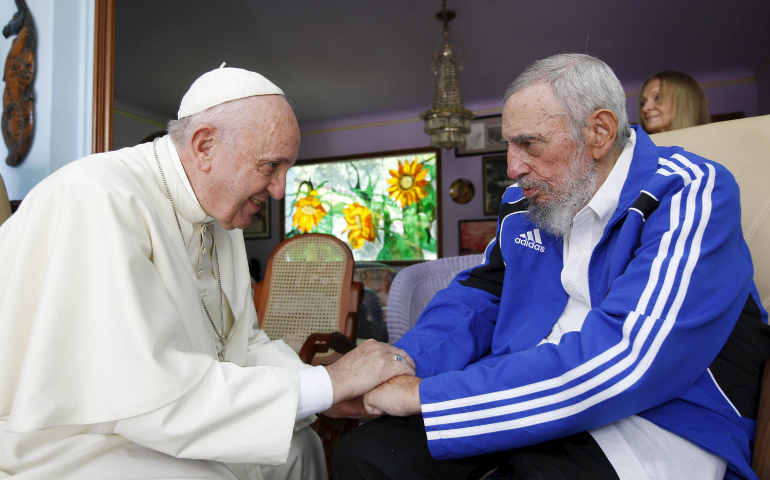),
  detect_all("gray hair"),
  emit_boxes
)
[166,100,239,148]
[166,116,192,146]
[504,53,630,152]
